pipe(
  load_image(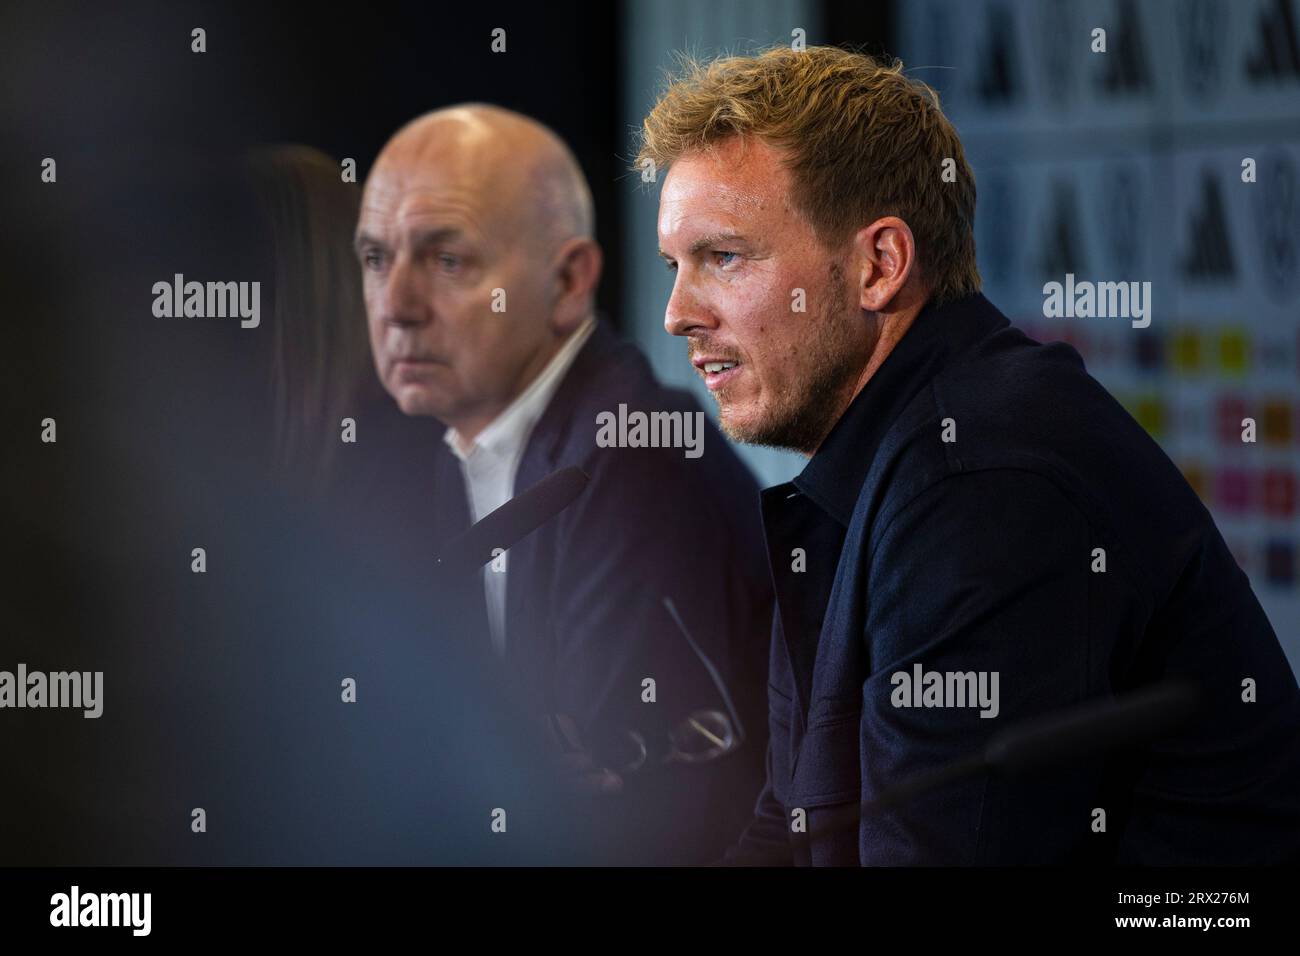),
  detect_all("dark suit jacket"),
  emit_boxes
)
[729,291,1300,866]
[343,318,773,864]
